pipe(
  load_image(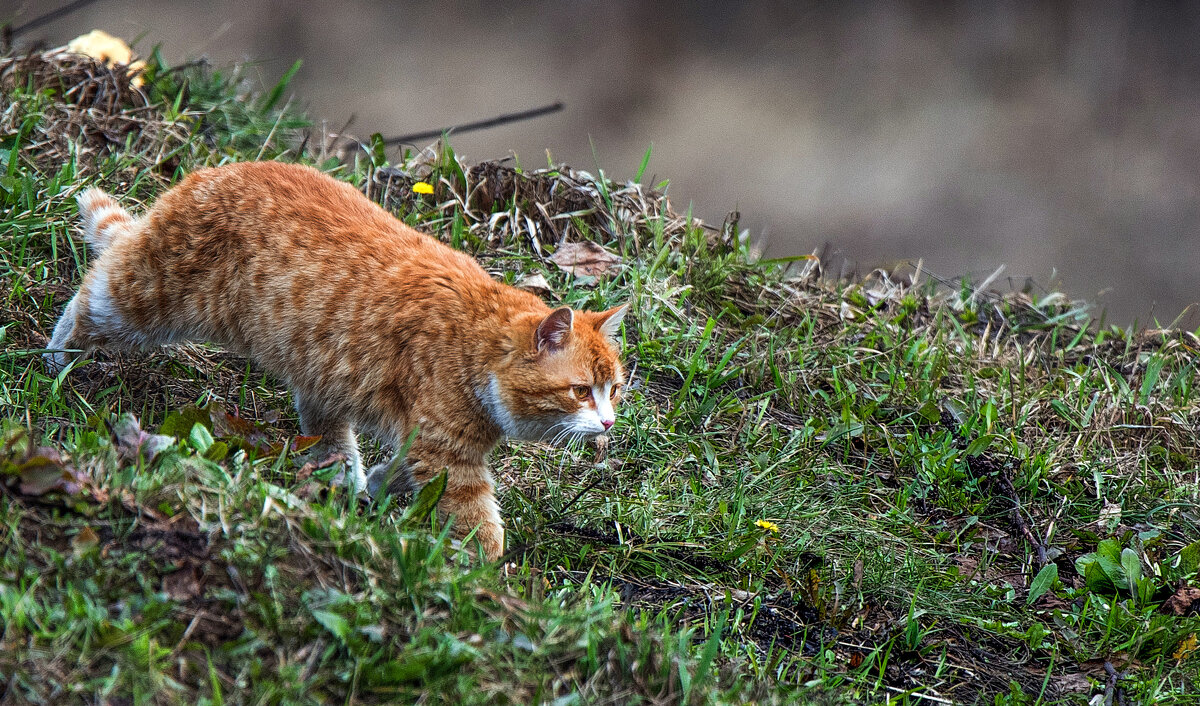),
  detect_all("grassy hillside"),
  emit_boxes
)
[1,48,1198,705]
